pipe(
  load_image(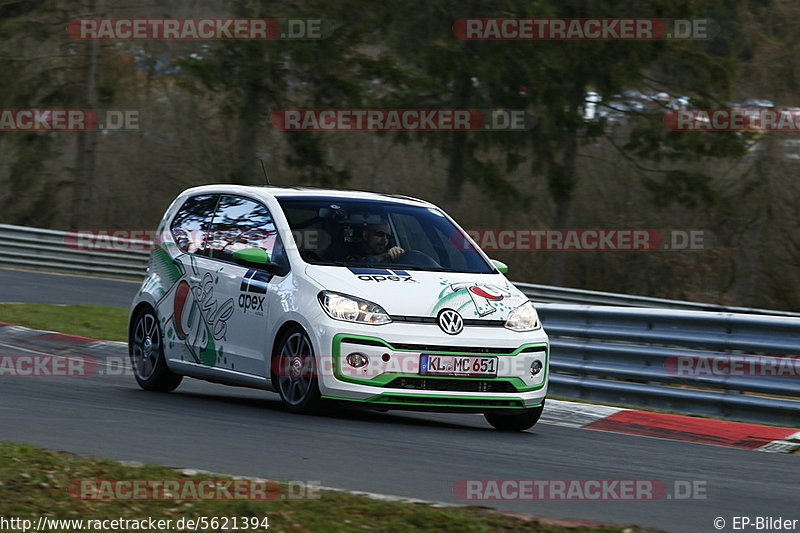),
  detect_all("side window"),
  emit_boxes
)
[281,206,333,260]
[206,196,288,272]
[170,195,218,253]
